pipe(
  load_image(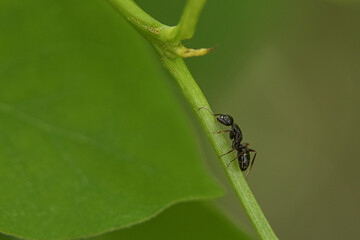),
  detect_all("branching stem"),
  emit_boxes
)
[106,0,278,239]
[165,0,207,41]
